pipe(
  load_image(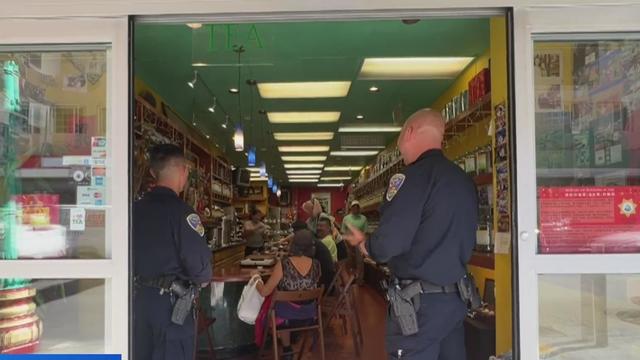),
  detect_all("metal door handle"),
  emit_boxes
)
[520,231,530,241]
